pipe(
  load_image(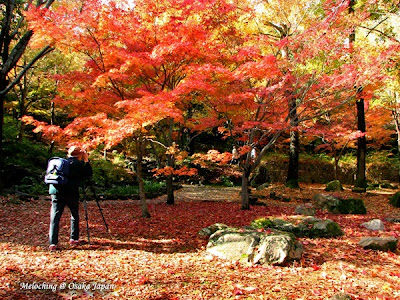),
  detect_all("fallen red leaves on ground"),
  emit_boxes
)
[0,184,399,299]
